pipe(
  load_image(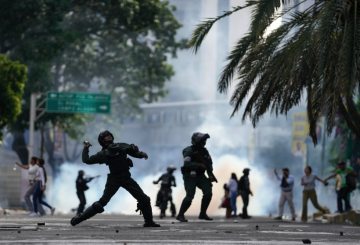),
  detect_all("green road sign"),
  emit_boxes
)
[46,92,111,114]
